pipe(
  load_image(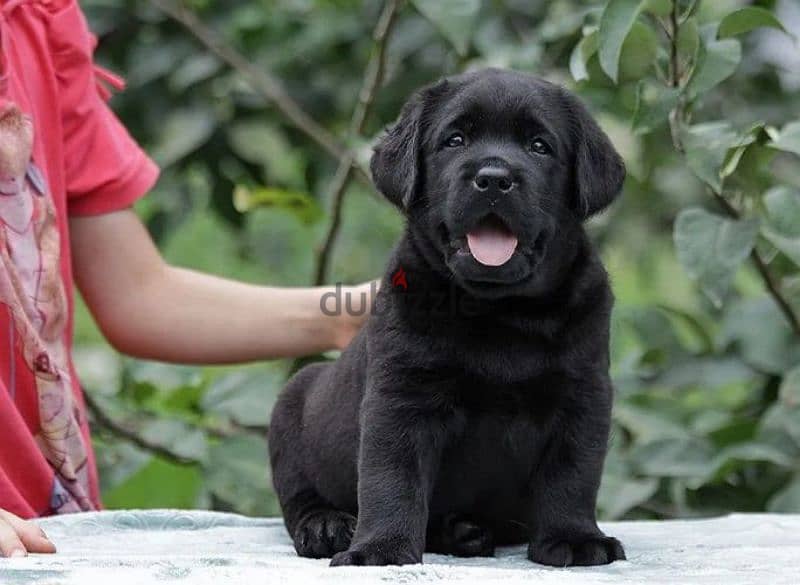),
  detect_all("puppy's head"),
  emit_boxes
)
[371,68,624,298]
